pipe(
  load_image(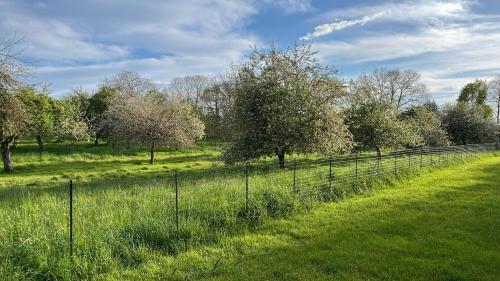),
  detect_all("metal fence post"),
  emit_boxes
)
[420,148,423,170]
[328,156,332,188]
[408,153,411,169]
[69,179,73,257]
[174,170,179,231]
[393,153,397,174]
[245,162,249,211]
[292,159,296,193]
[355,153,358,179]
